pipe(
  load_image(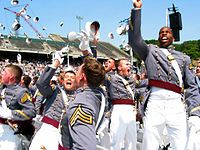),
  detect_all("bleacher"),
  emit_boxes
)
[0,34,129,60]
